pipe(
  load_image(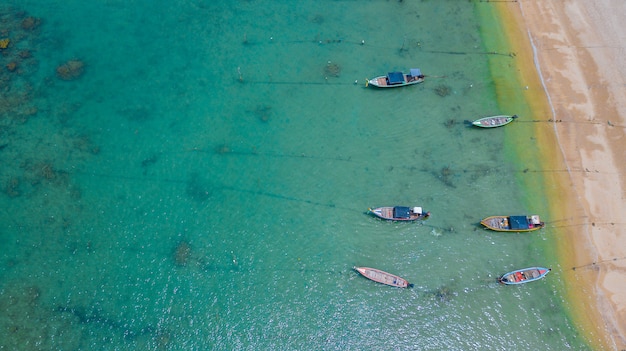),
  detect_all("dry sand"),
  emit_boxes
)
[506,0,626,349]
